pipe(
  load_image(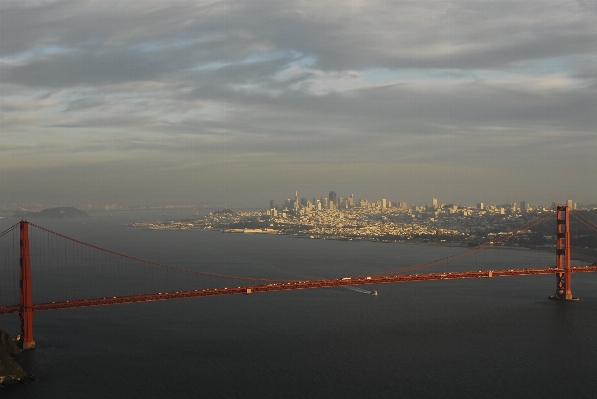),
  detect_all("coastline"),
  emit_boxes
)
[128,222,597,265]
[0,330,31,386]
